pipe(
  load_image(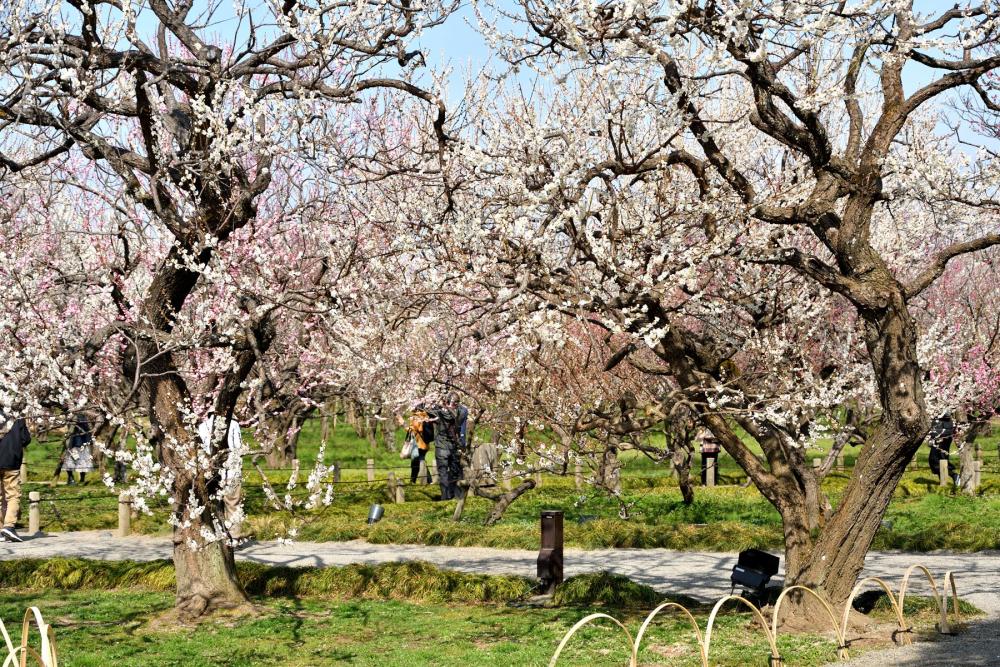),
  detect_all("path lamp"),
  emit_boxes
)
[537,510,564,594]
[367,504,384,524]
